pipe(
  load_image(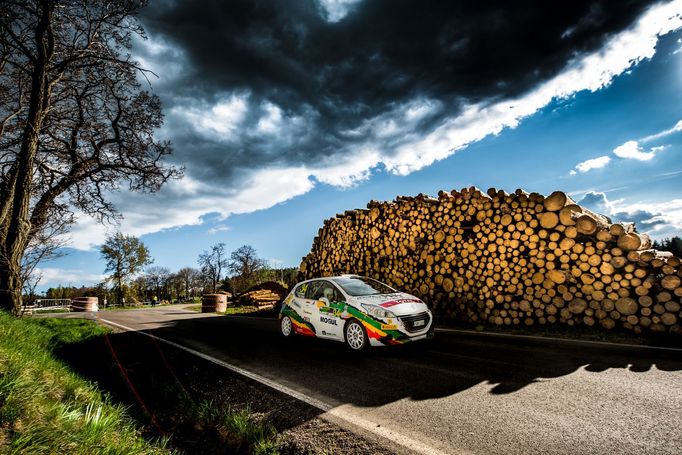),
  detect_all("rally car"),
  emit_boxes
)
[279,275,433,350]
